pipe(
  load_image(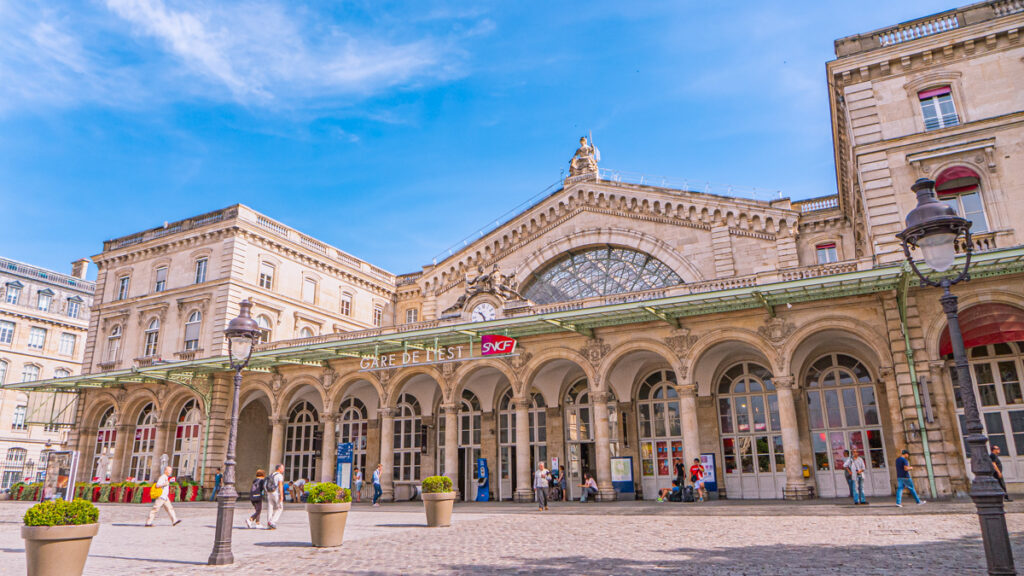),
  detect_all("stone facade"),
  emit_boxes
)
[13,2,1023,501]
[0,257,94,488]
